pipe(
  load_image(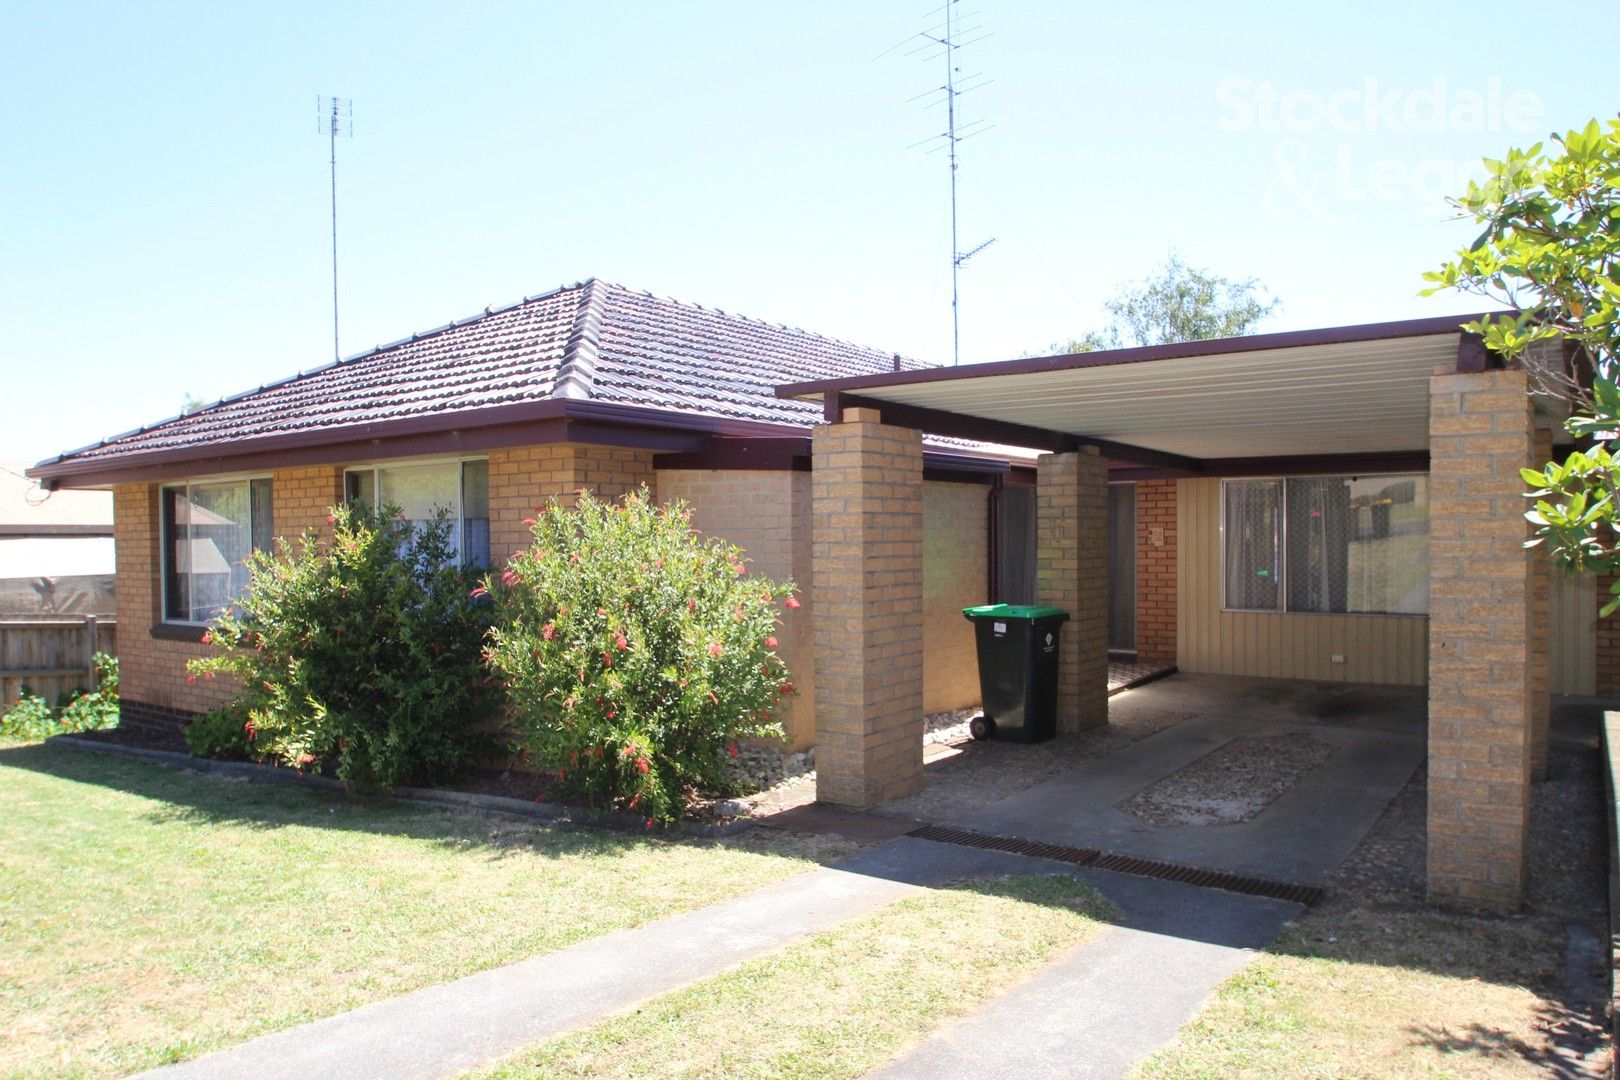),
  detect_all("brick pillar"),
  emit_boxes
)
[1036,448,1109,733]
[811,408,924,807]
[1529,426,1553,781]
[1427,368,1537,909]
[1136,478,1178,666]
